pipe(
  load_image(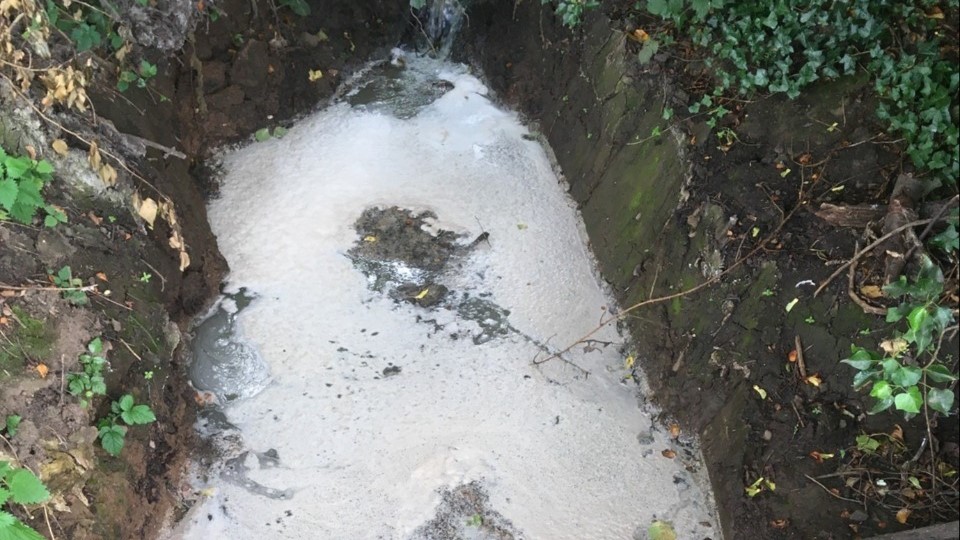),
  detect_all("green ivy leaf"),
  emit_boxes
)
[927,388,955,415]
[925,363,958,383]
[890,365,922,387]
[894,387,922,414]
[868,396,894,414]
[70,22,102,52]
[7,469,50,504]
[870,380,892,400]
[254,128,271,142]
